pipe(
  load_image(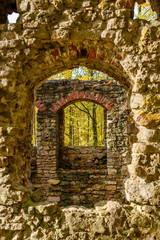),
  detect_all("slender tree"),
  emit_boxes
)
[92,102,98,146]
[135,0,157,20]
